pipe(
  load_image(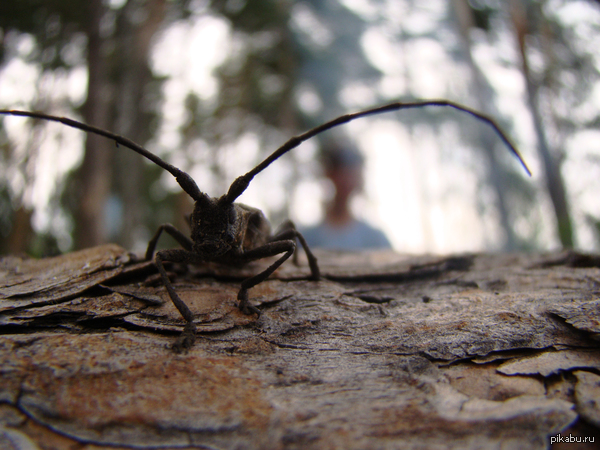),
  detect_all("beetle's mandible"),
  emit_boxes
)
[0,99,531,351]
